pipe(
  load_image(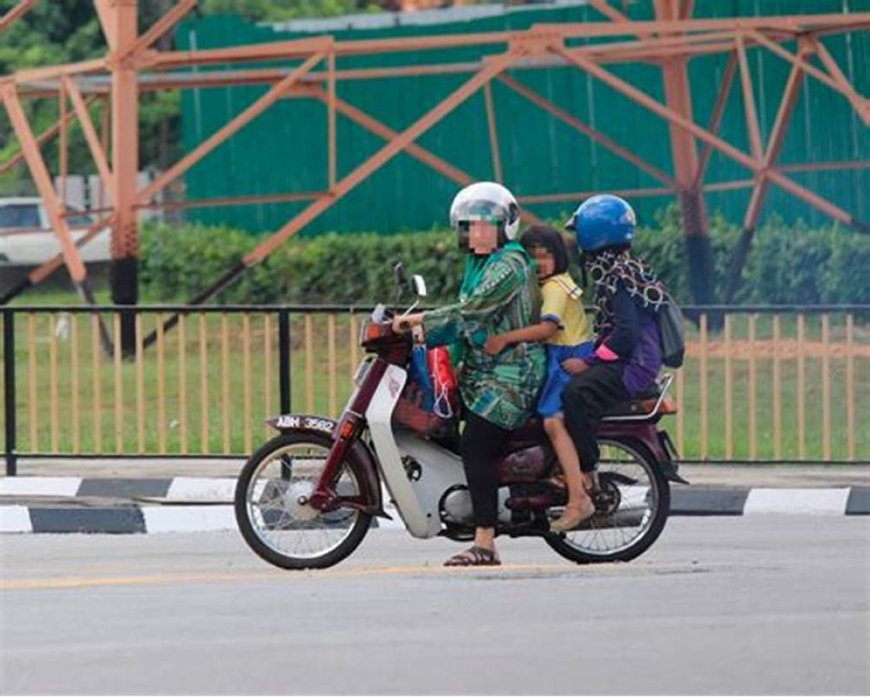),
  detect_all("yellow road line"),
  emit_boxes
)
[1,562,574,590]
